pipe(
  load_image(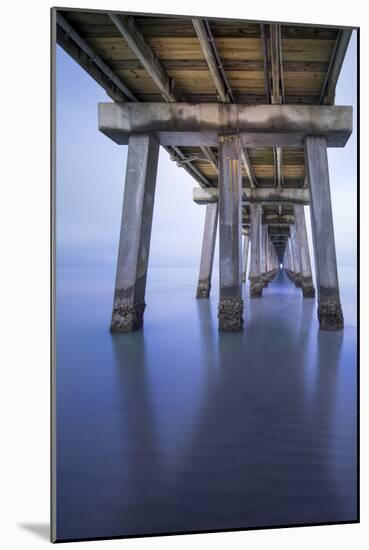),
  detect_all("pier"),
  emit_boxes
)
[56,11,352,332]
